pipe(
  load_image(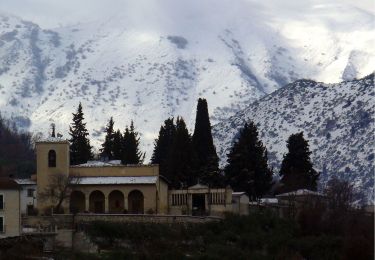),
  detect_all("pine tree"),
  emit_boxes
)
[279,132,319,192]
[112,129,123,160]
[100,117,115,160]
[192,98,221,186]
[225,121,273,200]
[151,118,176,179]
[166,117,197,188]
[69,103,93,165]
[121,121,144,164]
